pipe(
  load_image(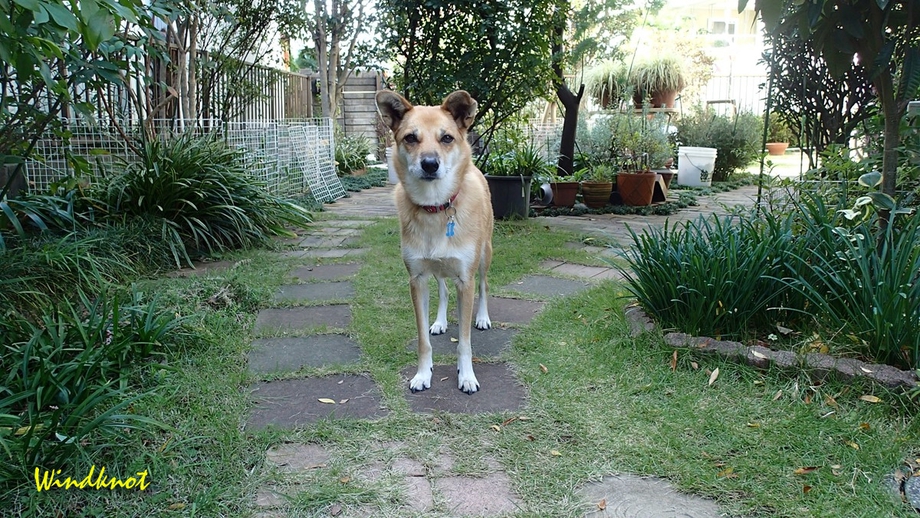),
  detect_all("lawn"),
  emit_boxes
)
[10,214,920,517]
